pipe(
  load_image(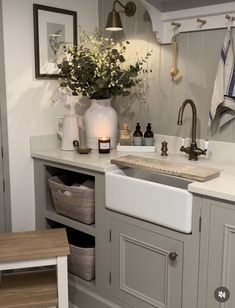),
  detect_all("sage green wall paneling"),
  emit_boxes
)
[185,32,205,136]
[99,0,161,134]
[197,30,219,140]
[158,33,190,137]
[99,0,235,142]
